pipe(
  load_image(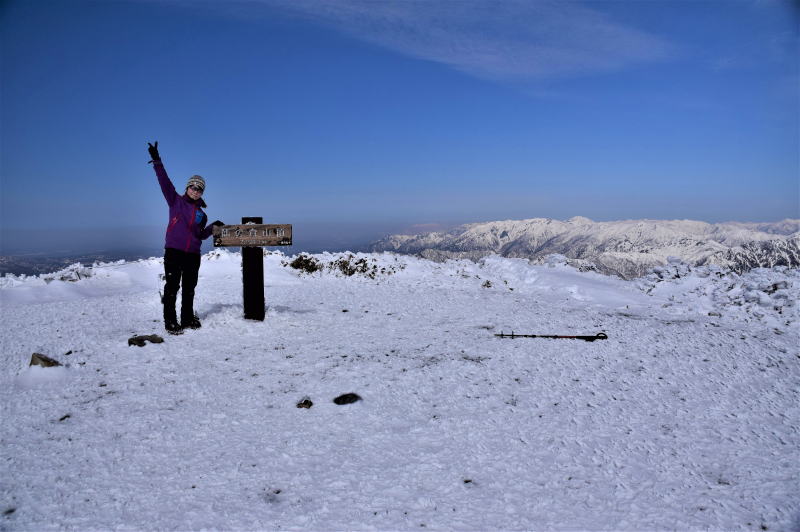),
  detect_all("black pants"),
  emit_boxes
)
[163,248,201,324]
